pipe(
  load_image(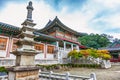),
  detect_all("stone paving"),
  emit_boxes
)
[55,65,120,80]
